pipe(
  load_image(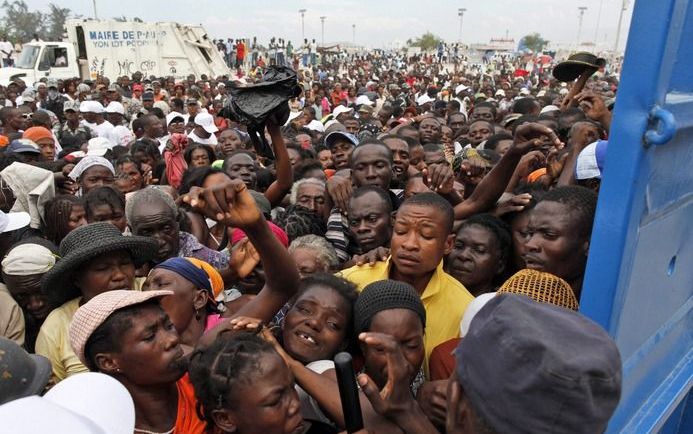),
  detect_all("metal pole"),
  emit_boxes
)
[299,9,306,40]
[593,0,604,50]
[352,24,355,44]
[92,0,98,19]
[614,0,629,53]
[458,8,466,43]
[320,16,326,46]
[577,6,587,49]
